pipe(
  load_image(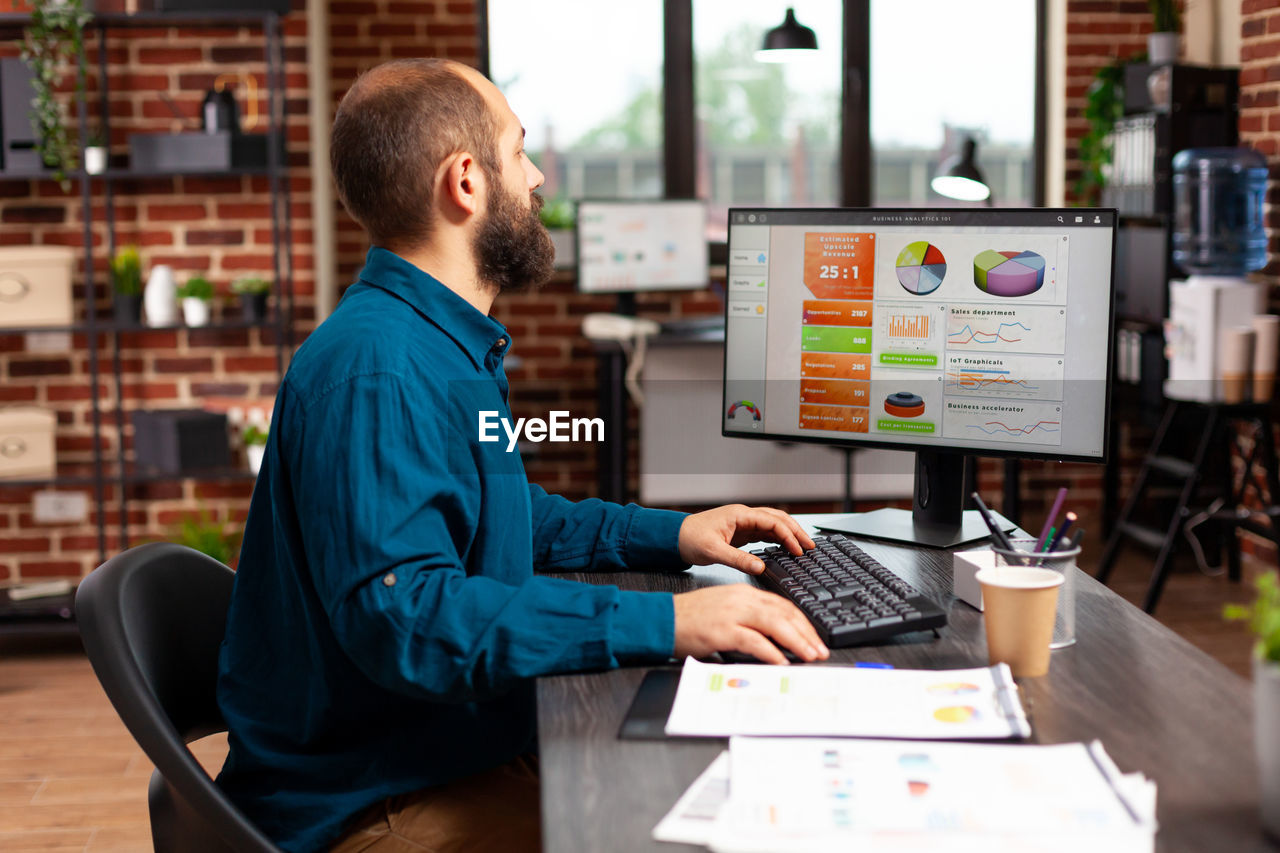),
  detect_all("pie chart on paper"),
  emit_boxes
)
[973,249,1046,297]
[895,241,947,295]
